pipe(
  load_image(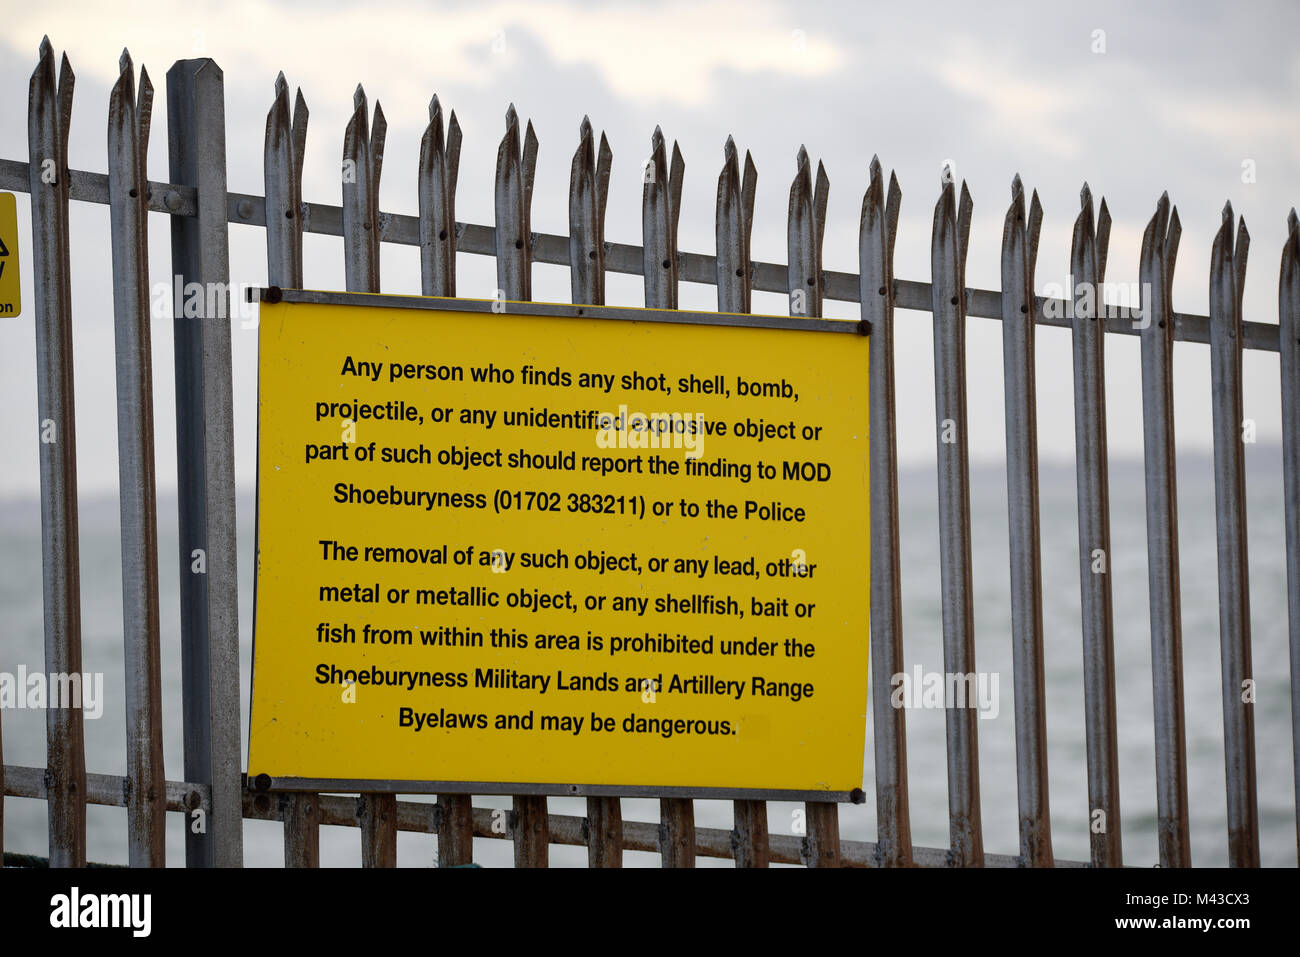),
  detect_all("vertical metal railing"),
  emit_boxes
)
[494,104,549,867]
[28,35,86,869]
[1000,176,1052,867]
[930,176,982,867]
[1209,204,1259,867]
[717,136,771,868]
[108,50,166,867]
[787,146,840,867]
[640,125,696,868]
[1137,193,1190,867]
[862,157,911,868]
[416,92,476,869]
[340,83,399,869]
[1280,209,1300,866]
[569,116,623,868]
[264,72,321,869]
[1069,186,1121,867]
